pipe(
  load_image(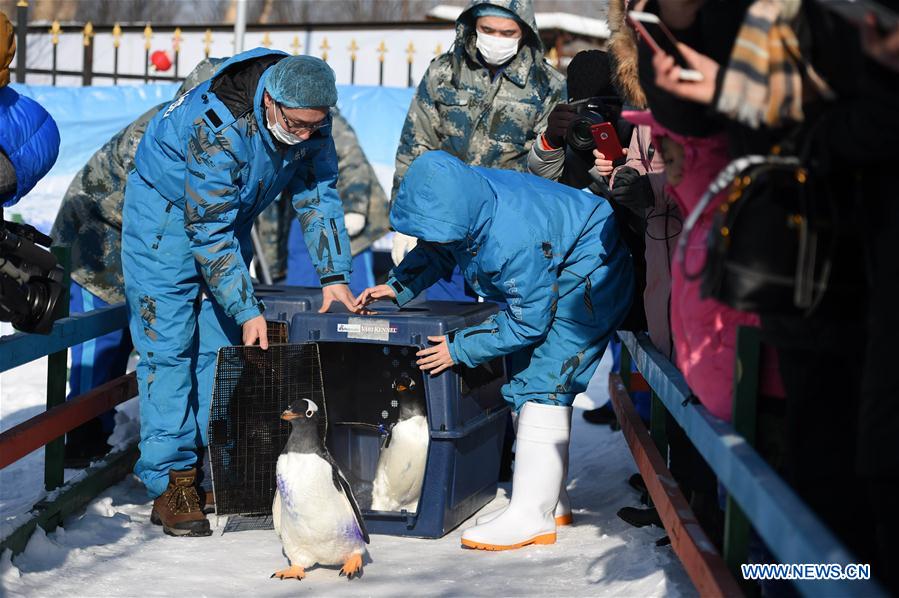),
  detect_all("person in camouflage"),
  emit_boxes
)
[51,58,219,465]
[255,109,388,291]
[390,0,565,300]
